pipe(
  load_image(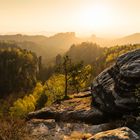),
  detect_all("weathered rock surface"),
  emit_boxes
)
[27,92,108,124]
[27,107,106,124]
[91,49,140,115]
[88,127,139,140]
[28,119,126,140]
